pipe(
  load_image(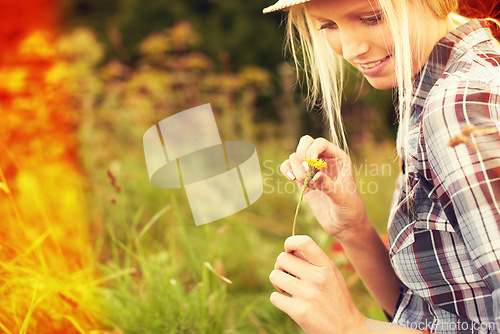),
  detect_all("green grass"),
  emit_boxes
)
[82,134,397,332]
[92,191,301,333]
